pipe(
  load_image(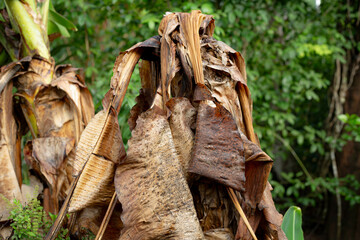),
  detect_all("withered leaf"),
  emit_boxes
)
[167,97,196,181]
[115,108,204,239]
[0,83,22,221]
[46,42,144,240]
[192,180,237,233]
[31,137,73,199]
[69,108,124,212]
[257,183,287,240]
[189,101,246,192]
[72,204,123,239]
